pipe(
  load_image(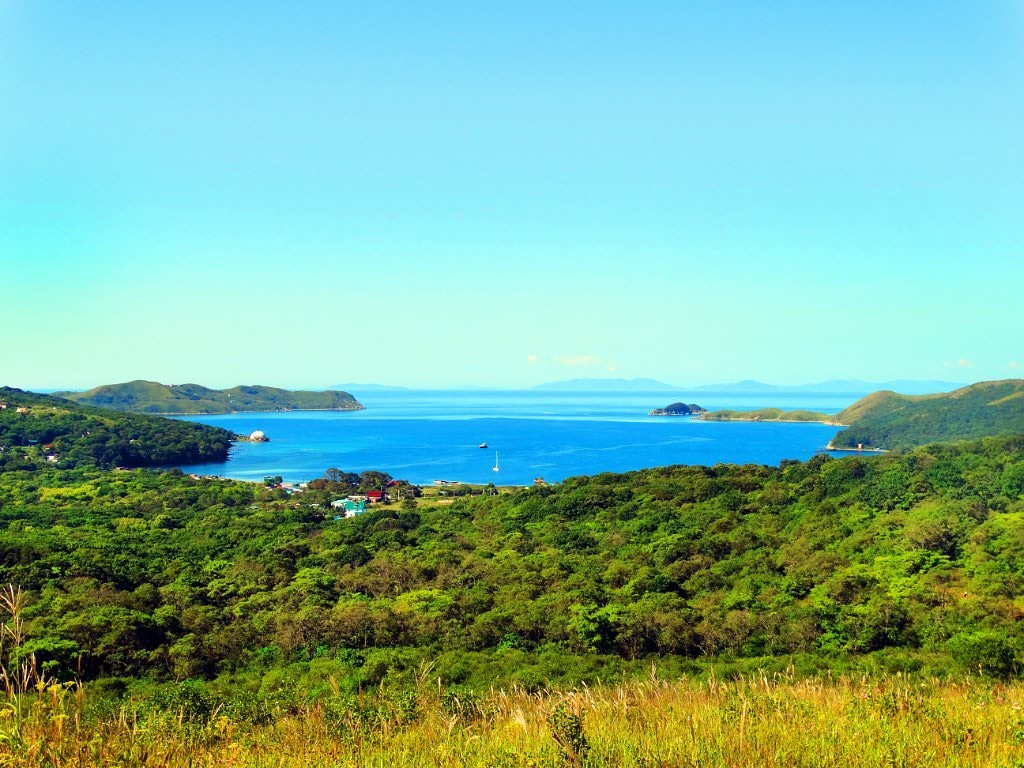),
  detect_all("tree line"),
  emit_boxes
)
[0,434,1022,694]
